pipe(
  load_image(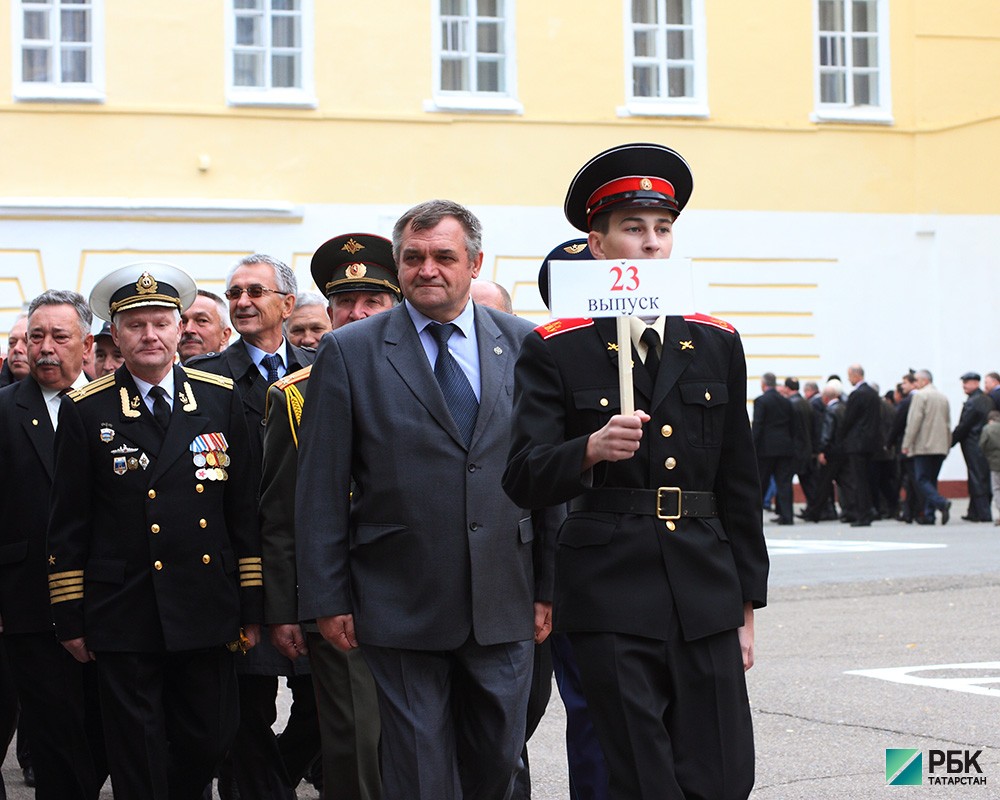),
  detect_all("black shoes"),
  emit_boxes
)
[941,501,951,526]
